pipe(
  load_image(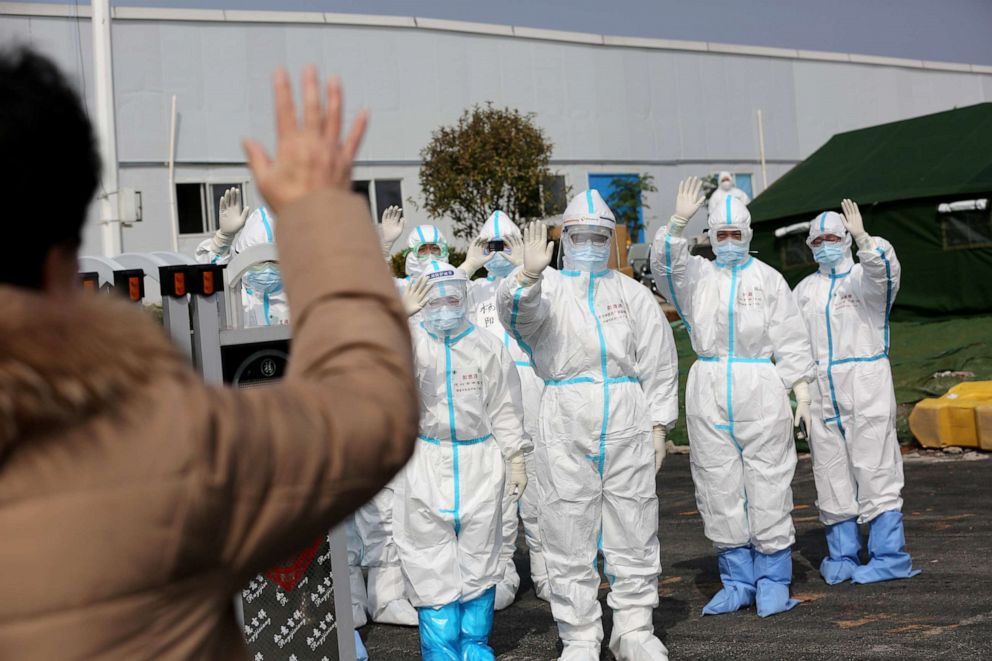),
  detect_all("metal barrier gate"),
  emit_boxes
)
[79,252,356,660]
